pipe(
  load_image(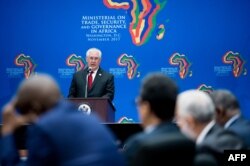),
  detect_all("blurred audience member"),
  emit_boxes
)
[1,73,125,166]
[210,89,250,148]
[175,89,245,165]
[123,73,195,166]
